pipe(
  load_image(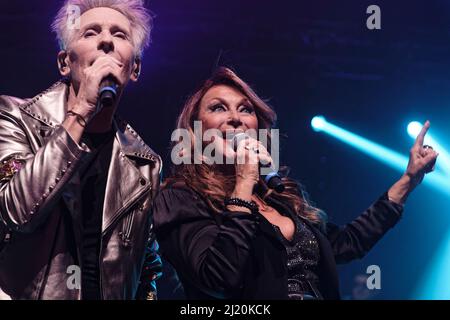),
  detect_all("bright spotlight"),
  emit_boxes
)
[407,121,423,138]
[311,116,327,131]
